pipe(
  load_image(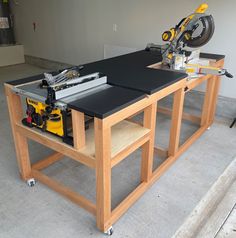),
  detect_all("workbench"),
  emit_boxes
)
[5,50,225,234]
